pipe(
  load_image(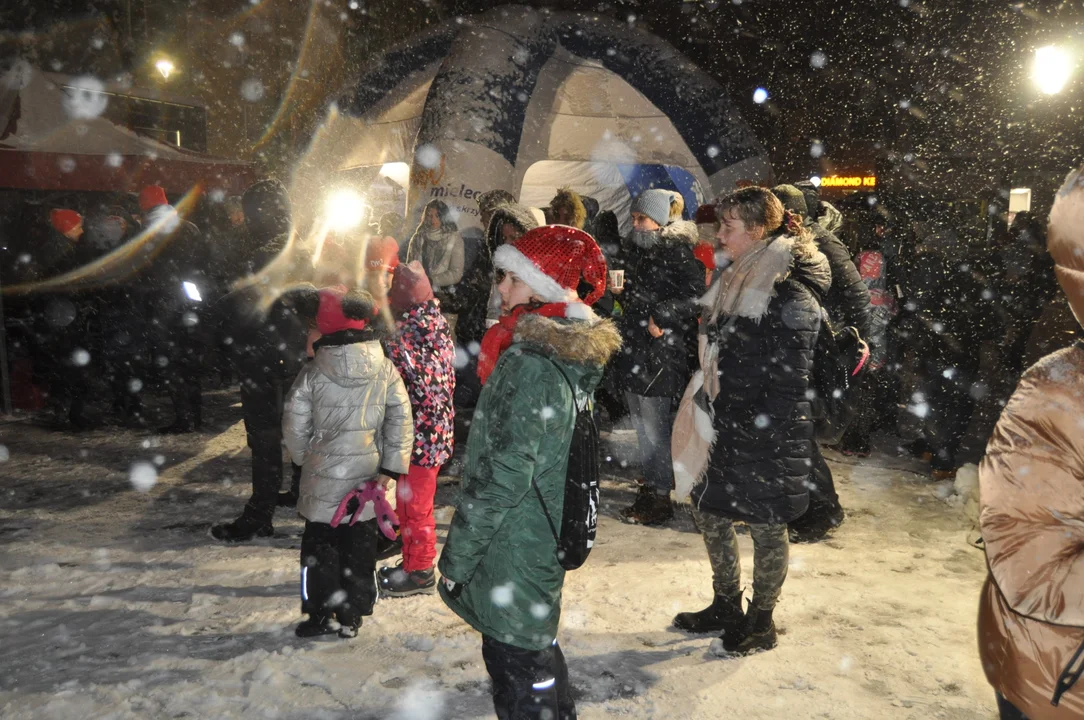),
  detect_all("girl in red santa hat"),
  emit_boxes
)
[439,225,621,720]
